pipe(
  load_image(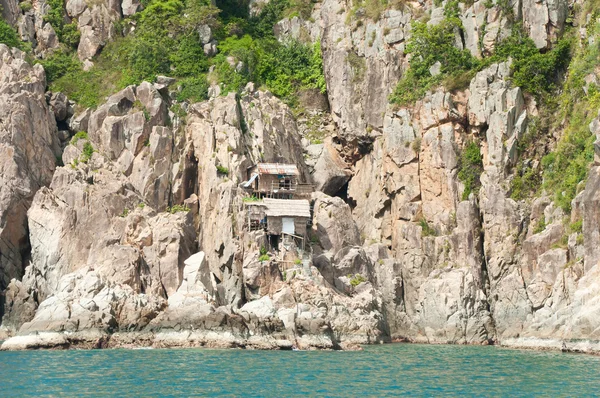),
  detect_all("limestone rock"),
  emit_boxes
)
[0,46,58,291]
